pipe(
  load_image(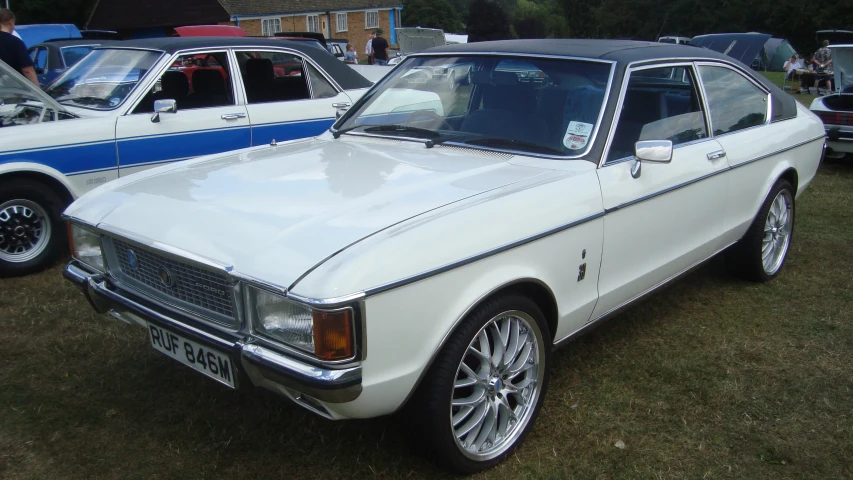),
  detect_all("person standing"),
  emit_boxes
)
[0,9,38,86]
[365,31,375,65]
[344,43,357,64]
[371,28,389,66]
[813,39,833,94]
